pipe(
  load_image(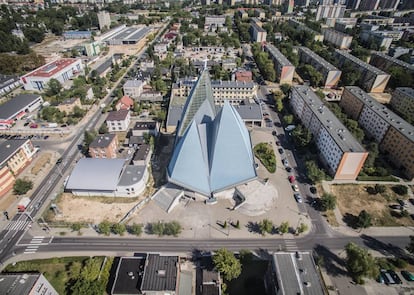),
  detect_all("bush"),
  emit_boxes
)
[112,223,126,236]
[13,179,33,195]
[320,193,337,211]
[148,221,181,237]
[254,143,276,173]
[98,220,111,236]
[128,223,142,236]
[71,223,82,232]
[279,221,289,234]
[392,185,408,196]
